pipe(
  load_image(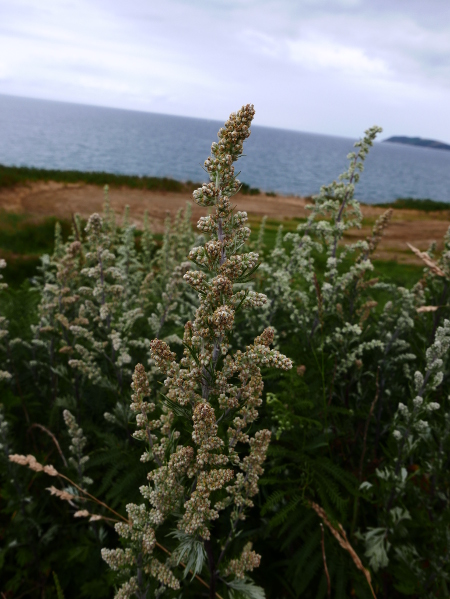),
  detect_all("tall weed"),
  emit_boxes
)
[1,108,449,598]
